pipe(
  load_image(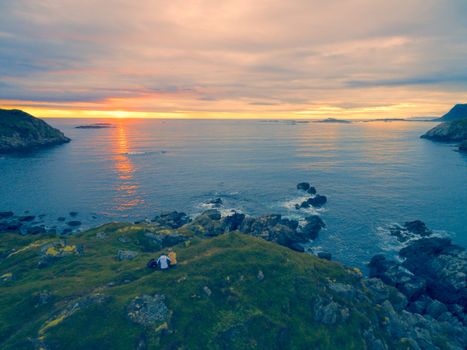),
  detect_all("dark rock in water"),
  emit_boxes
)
[206,198,223,207]
[307,186,317,195]
[152,211,191,229]
[57,217,66,222]
[299,215,326,240]
[67,220,81,227]
[421,119,467,142]
[404,220,432,236]
[307,195,327,207]
[0,109,70,153]
[279,218,299,230]
[0,211,14,219]
[317,252,332,260]
[69,211,78,217]
[296,182,310,191]
[62,228,72,234]
[388,220,432,242]
[19,215,35,222]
